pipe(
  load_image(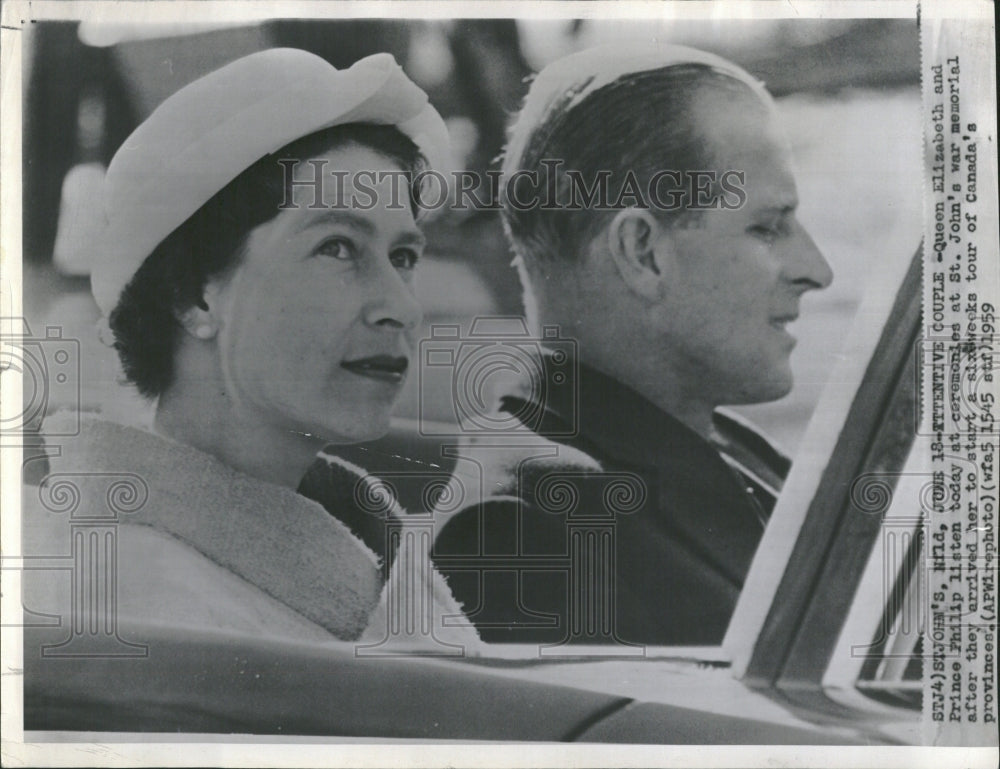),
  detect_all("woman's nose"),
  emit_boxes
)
[363,262,424,331]
[786,224,834,291]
